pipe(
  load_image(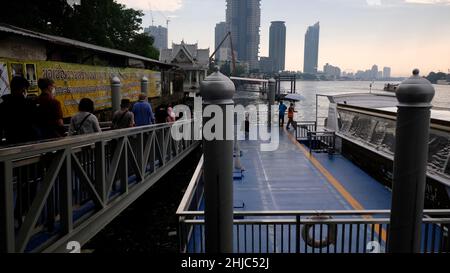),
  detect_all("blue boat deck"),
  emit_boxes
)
[234,128,392,212]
